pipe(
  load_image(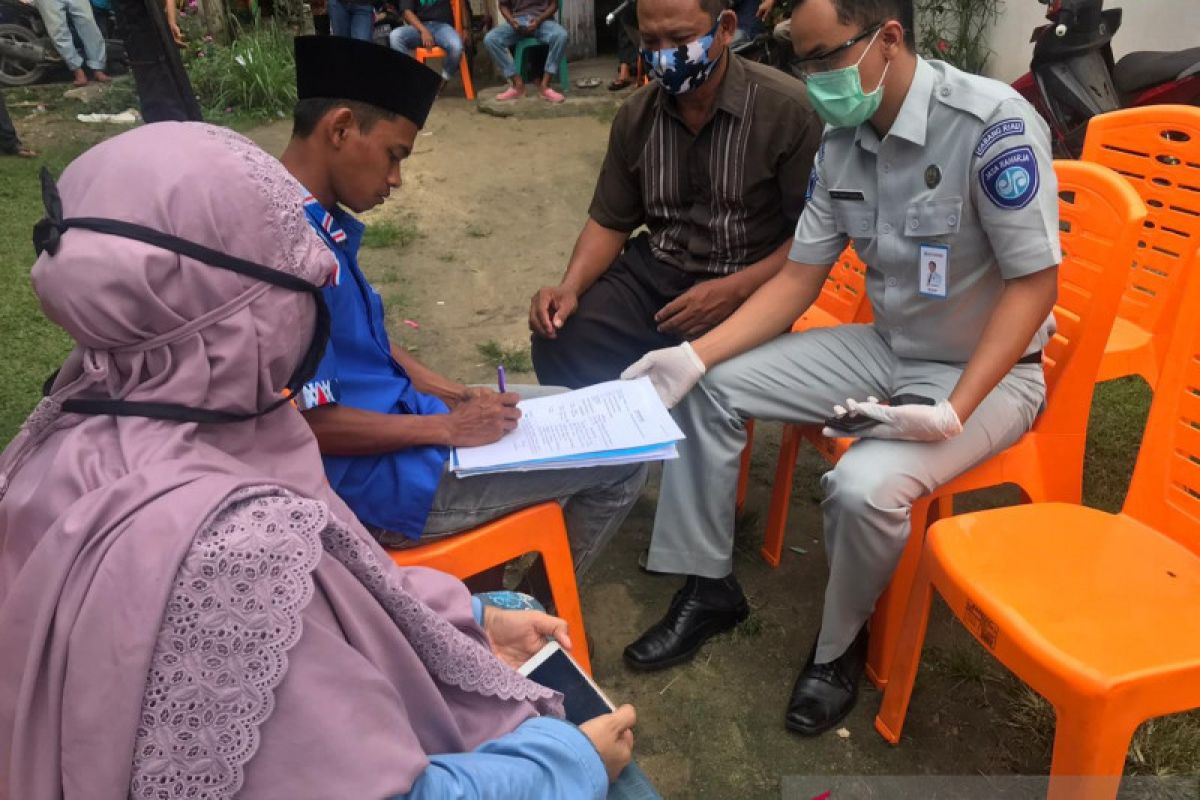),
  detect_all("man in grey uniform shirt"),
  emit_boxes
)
[620,0,1061,736]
